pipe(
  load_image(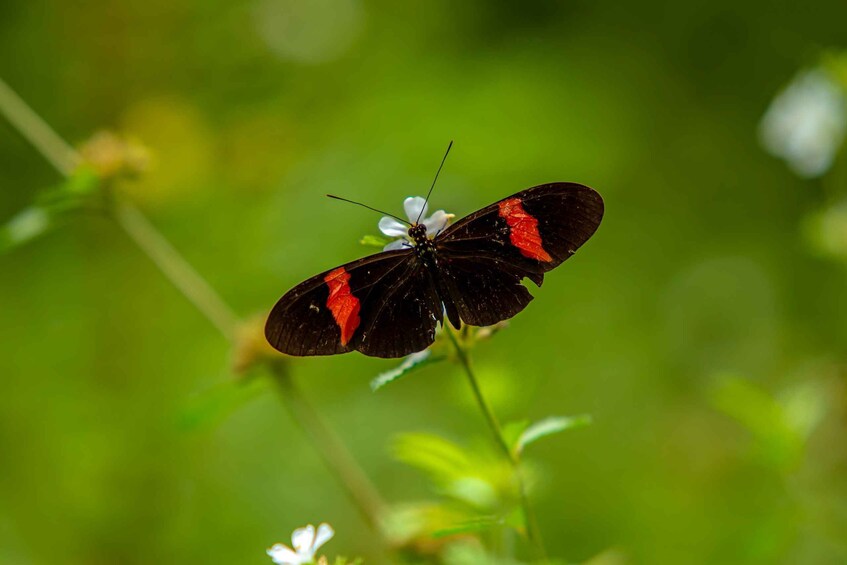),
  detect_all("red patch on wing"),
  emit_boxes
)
[324,267,361,346]
[498,197,553,262]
